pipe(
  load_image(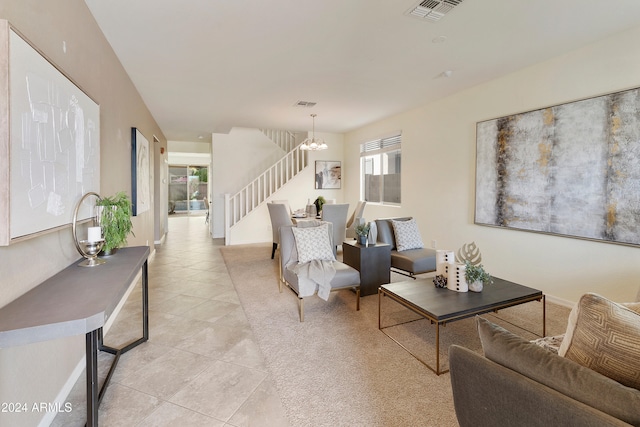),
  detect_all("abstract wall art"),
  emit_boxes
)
[315,160,341,189]
[131,128,150,216]
[475,87,640,247]
[1,22,100,245]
